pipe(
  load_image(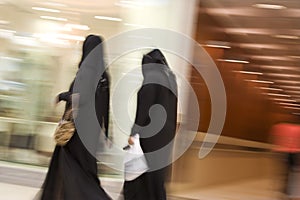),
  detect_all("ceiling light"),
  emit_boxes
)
[41,2,67,7]
[0,29,15,33]
[289,55,300,59]
[117,0,141,6]
[246,80,274,84]
[225,28,271,35]
[276,80,300,84]
[0,29,16,39]
[94,16,122,22]
[217,59,249,64]
[250,55,293,61]
[205,44,231,49]
[35,33,84,41]
[284,106,300,110]
[264,93,291,97]
[272,98,297,102]
[285,90,300,94]
[258,87,283,91]
[115,0,140,8]
[265,73,300,79]
[65,23,90,31]
[40,16,67,21]
[124,23,146,28]
[273,35,299,40]
[234,70,263,75]
[1,56,23,62]
[57,33,84,41]
[253,4,286,10]
[0,20,9,25]
[259,65,300,71]
[238,43,286,50]
[278,102,300,107]
[32,6,60,13]
[280,86,300,90]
